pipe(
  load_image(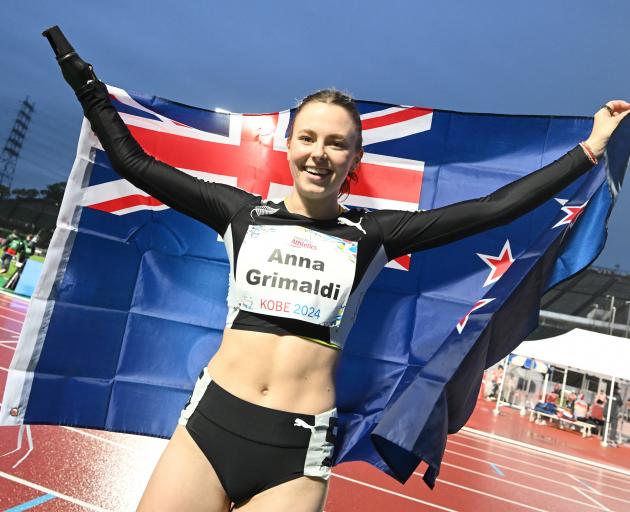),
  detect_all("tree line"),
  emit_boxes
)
[0,182,66,205]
